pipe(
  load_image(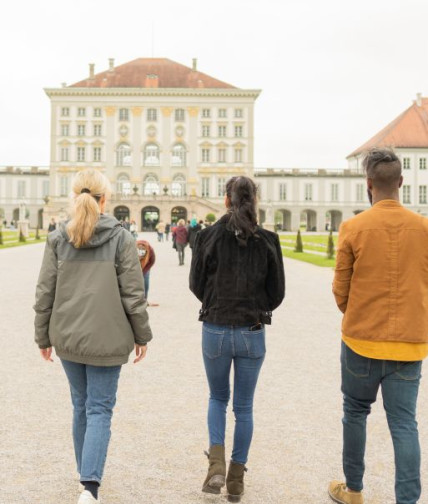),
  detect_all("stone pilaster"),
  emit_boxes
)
[104,106,116,181]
